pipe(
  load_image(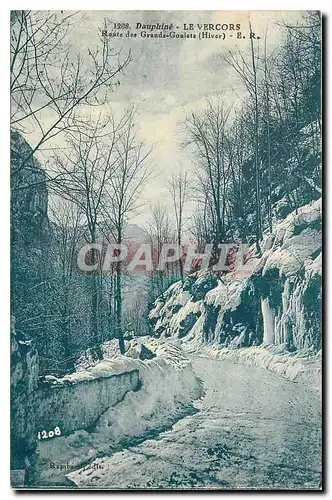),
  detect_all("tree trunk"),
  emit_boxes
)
[115,260,125,354]
[91,273,99,343]
[250,22,262,253]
